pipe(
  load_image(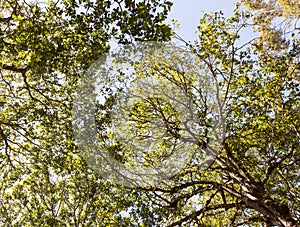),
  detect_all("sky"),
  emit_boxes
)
[167,0,237,41]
